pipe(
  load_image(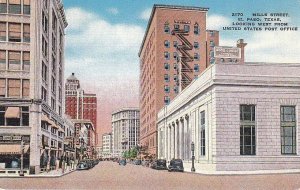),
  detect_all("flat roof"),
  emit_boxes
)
[138,4,209,57]
[112,107,139,115]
